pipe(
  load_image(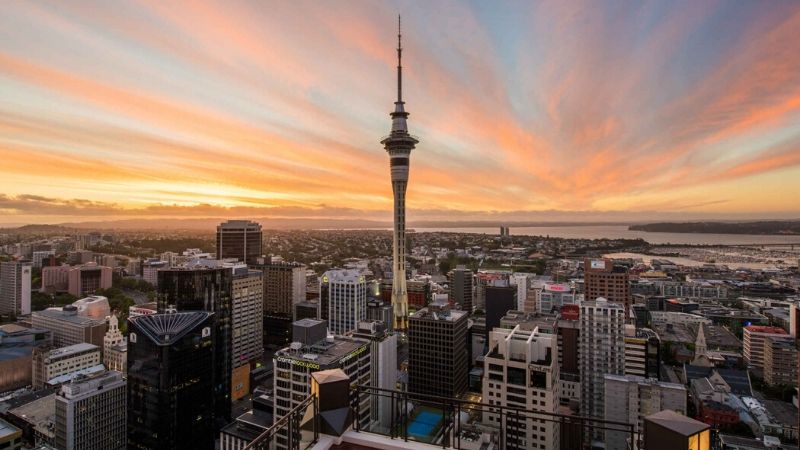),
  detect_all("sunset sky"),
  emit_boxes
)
[1,0,799,225]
